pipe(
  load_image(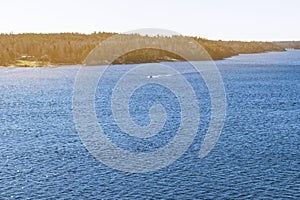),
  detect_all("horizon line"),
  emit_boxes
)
[1,31,299,43]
